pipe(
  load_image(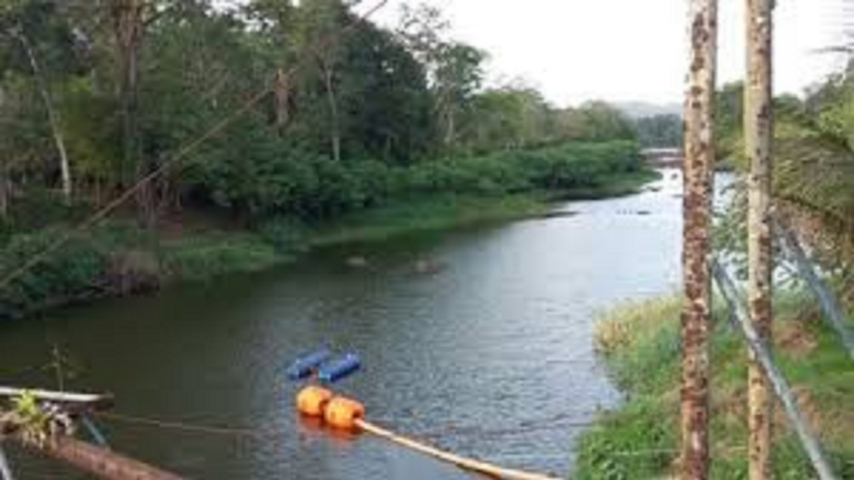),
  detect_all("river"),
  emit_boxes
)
[1,168,718,479]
